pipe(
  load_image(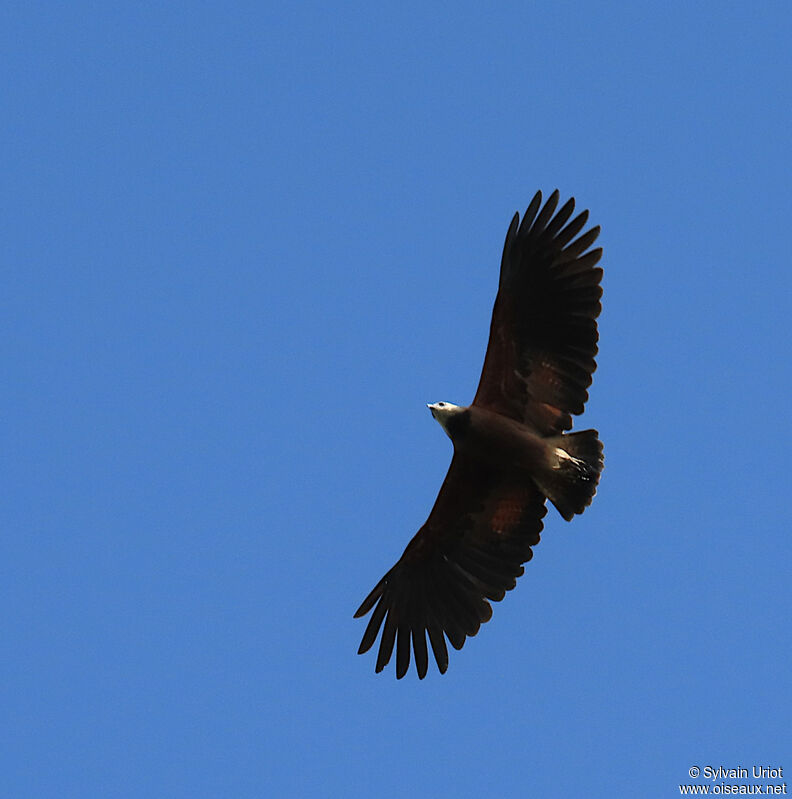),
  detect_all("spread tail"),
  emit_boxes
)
[538,430,604,521]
